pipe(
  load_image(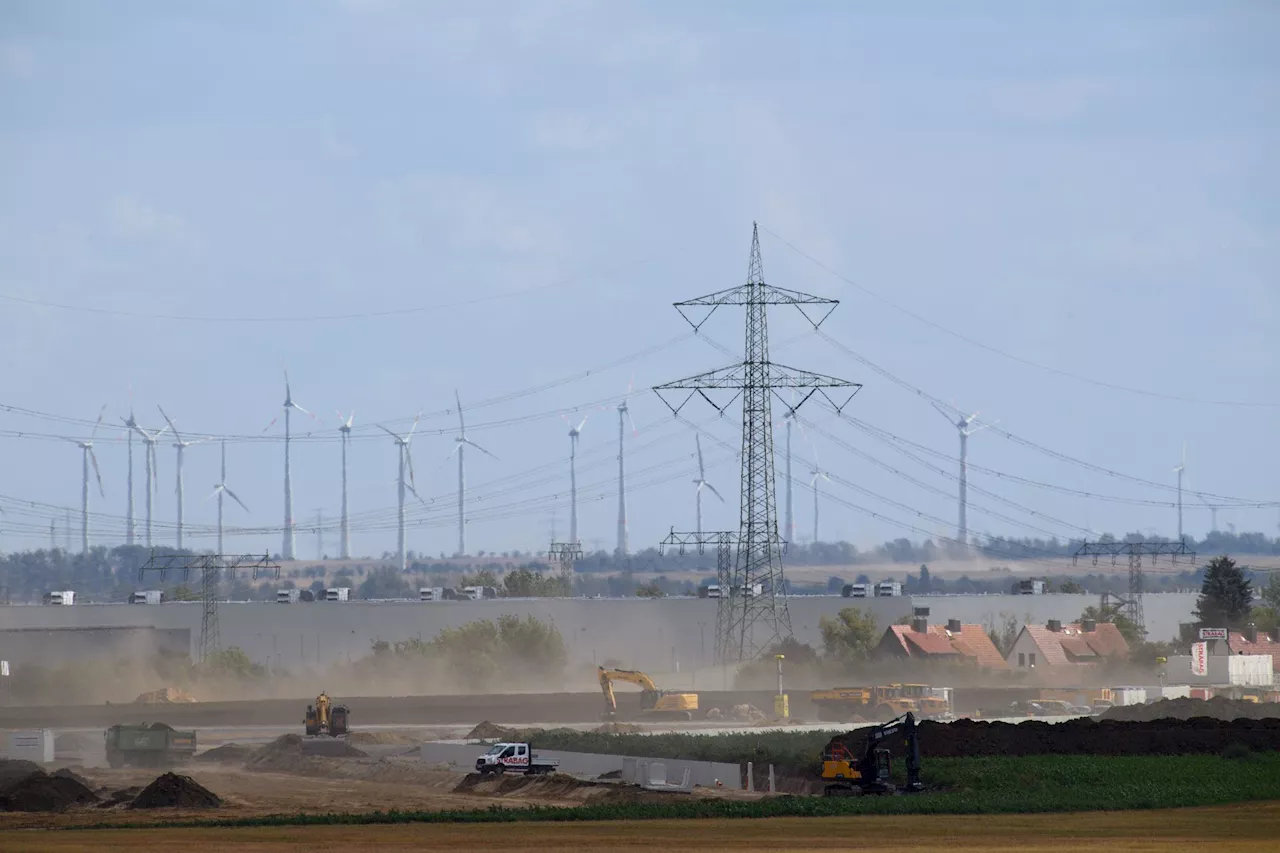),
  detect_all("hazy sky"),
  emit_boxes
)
[1,1,1277,560]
